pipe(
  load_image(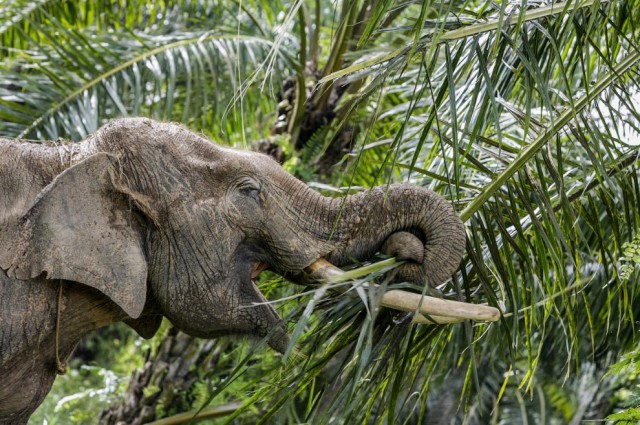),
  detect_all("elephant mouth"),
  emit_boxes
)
[251,262,270,279]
